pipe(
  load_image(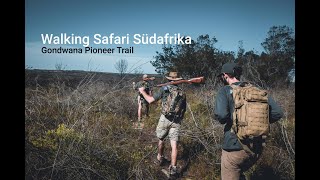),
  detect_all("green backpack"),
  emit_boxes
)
[161,85,186,120]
